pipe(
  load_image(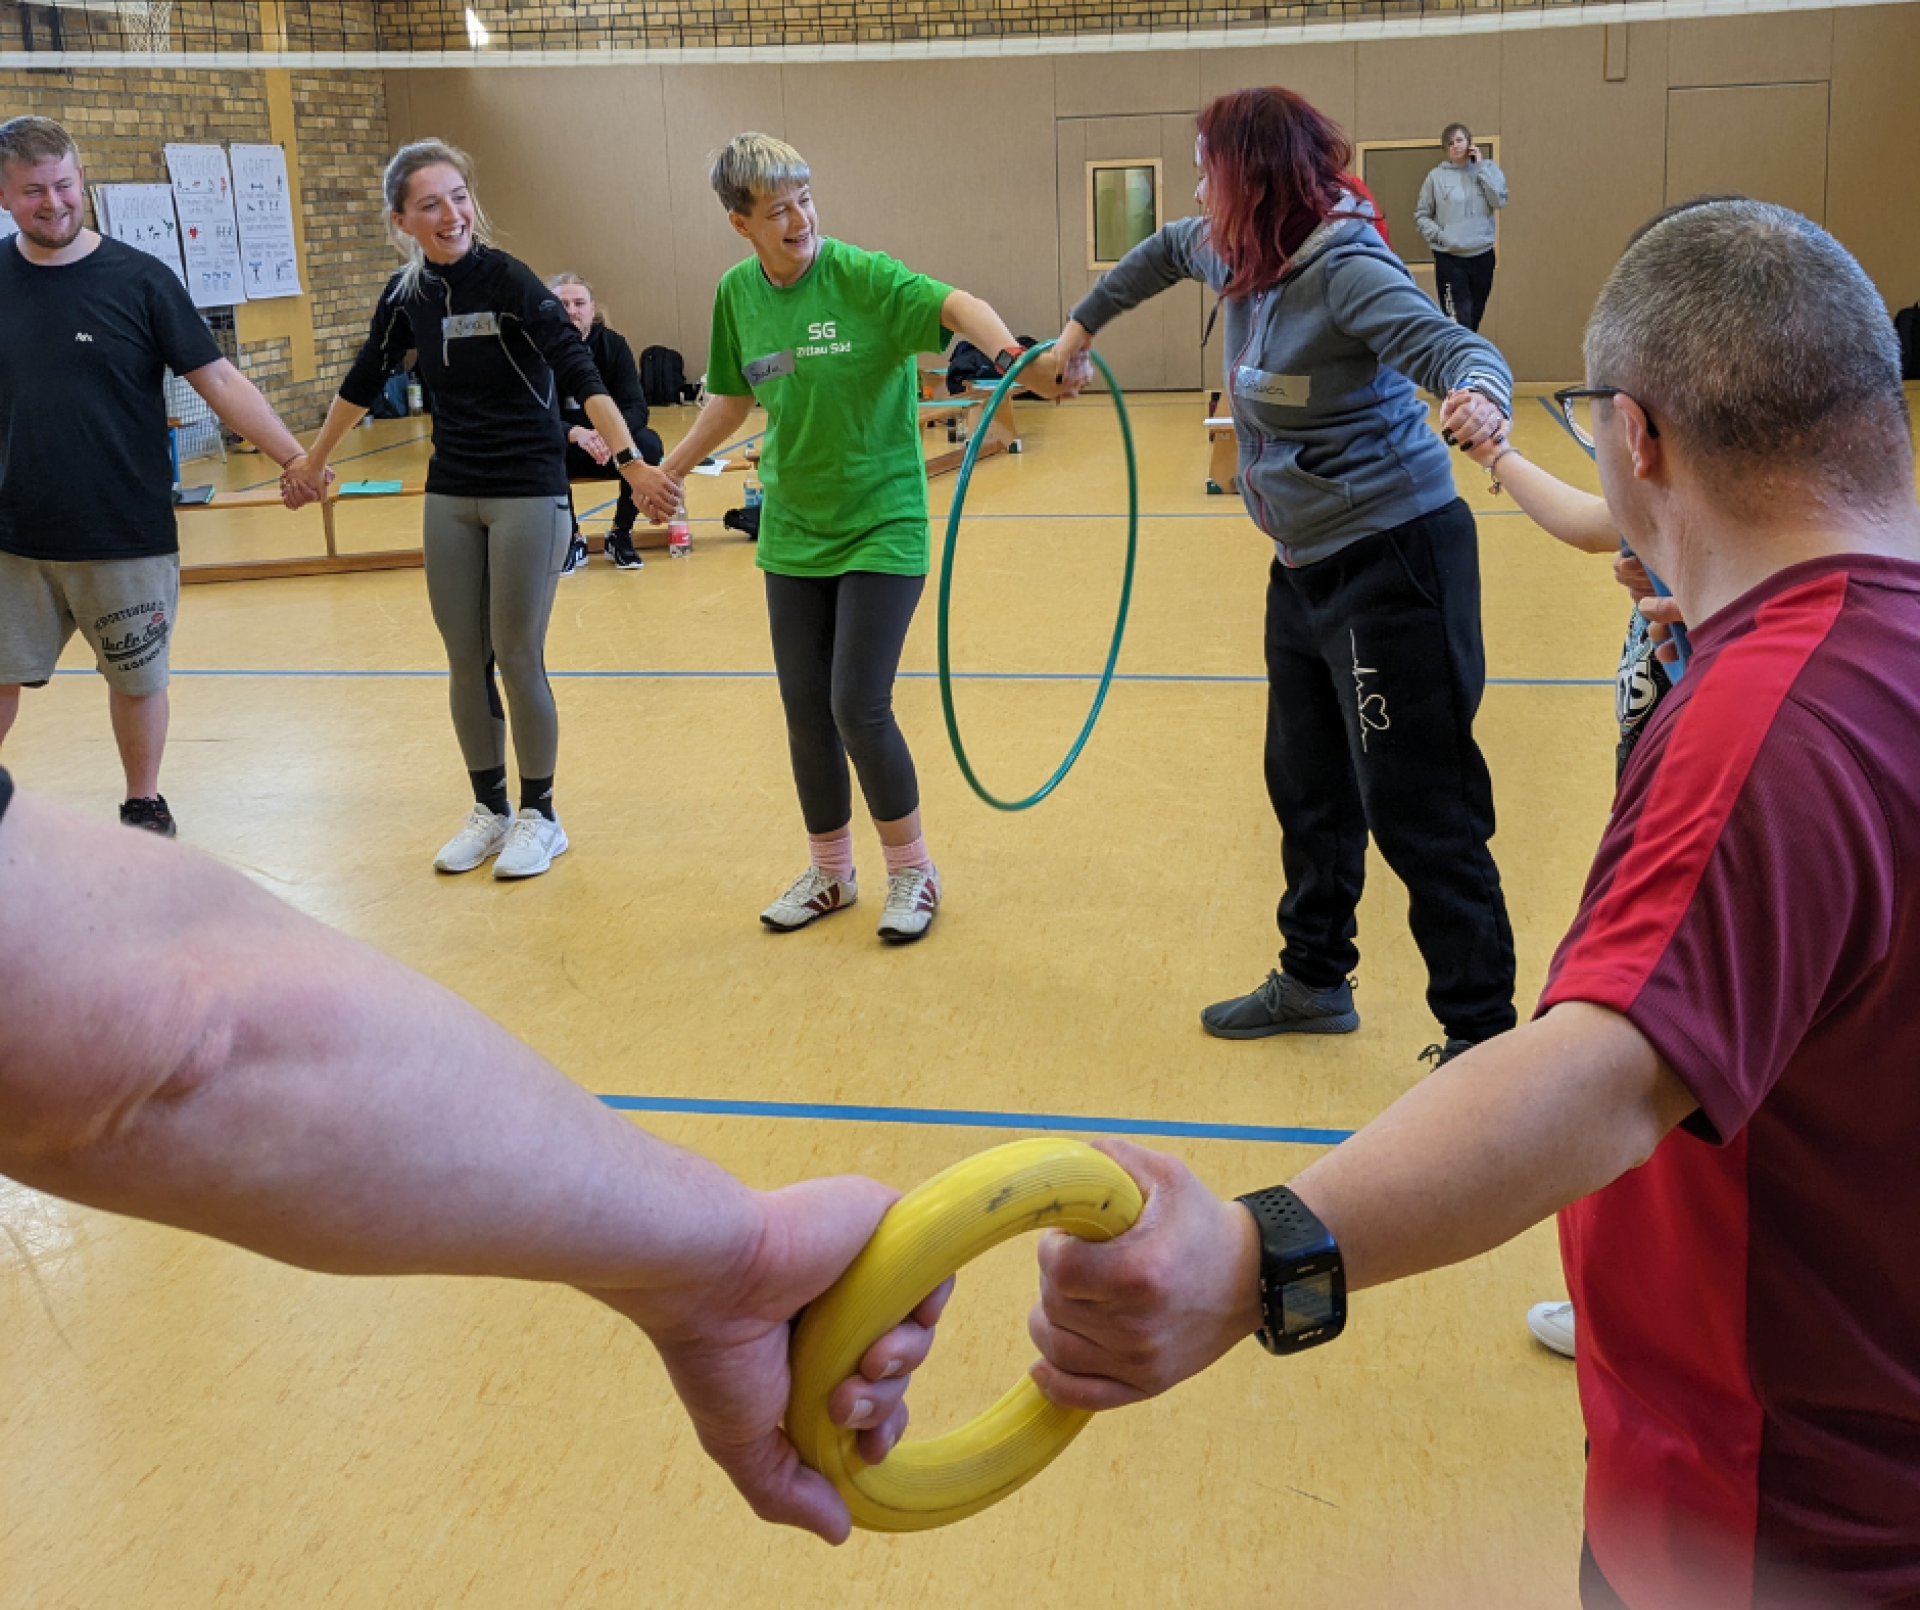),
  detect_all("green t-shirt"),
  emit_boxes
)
[707,237,953,577]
